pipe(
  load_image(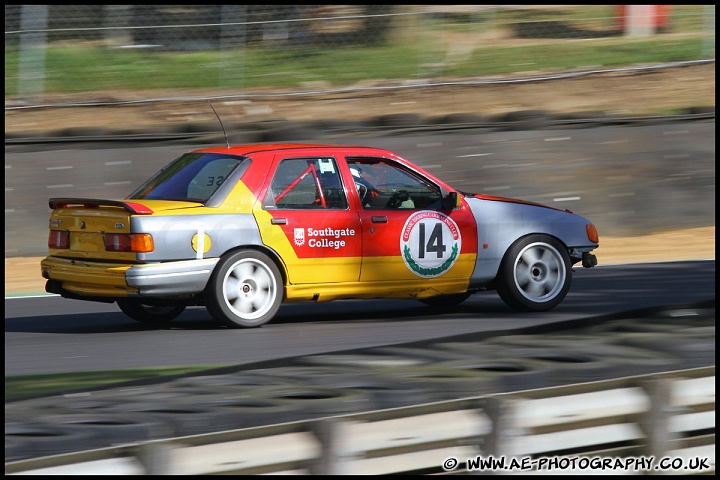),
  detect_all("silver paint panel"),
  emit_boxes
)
[131,213,263,262]
[464,196,597,286]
